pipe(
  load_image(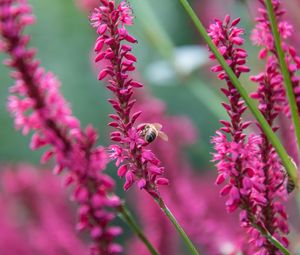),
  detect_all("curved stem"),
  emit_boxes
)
[265,0,300,159]
[178,0,298,187]
[155,197,200,255]
[118,204,159,255]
